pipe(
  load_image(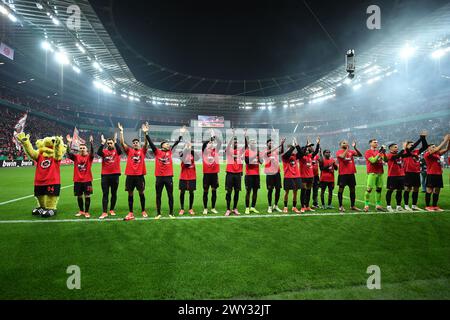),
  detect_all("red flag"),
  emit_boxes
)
[12,112,27,150]
[71,127,86,151]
